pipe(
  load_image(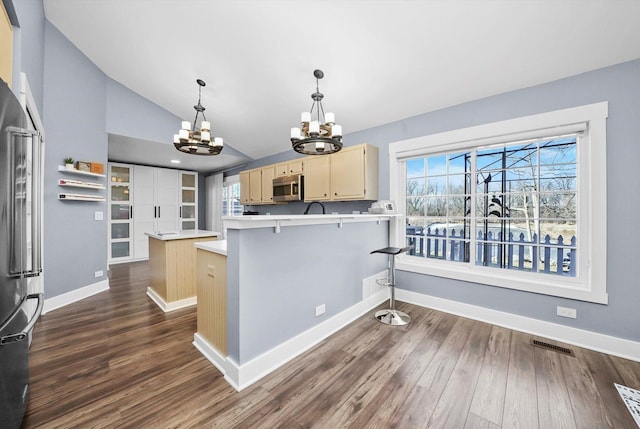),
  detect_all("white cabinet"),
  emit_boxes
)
[180,172,198,230]
[108,163,197,264]
[132,165,179,260]
[108,163,133,263]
